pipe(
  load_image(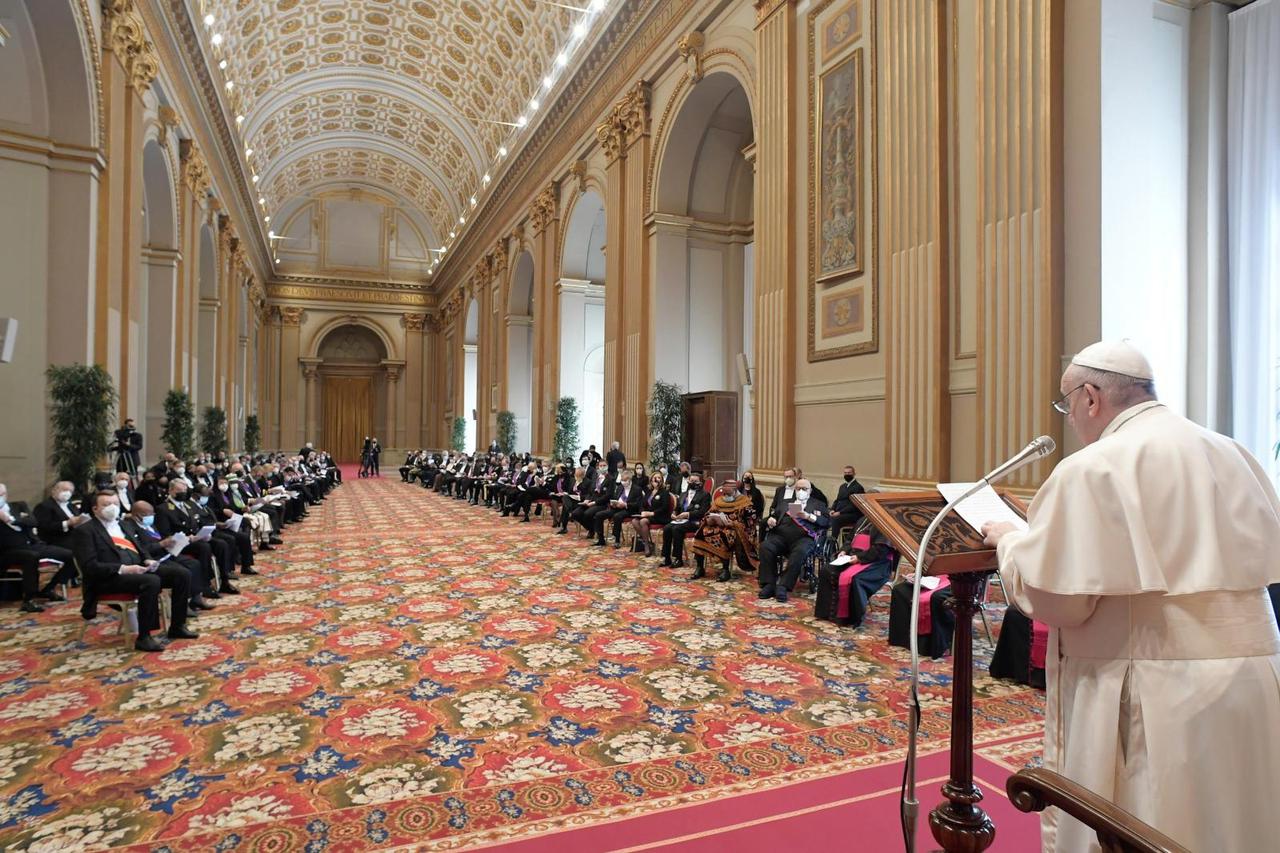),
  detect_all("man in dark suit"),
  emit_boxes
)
[758,478,830,602]
[123,500,215,612]
[34,481,92,551]
[573,468,614,537]
[595,470,642,547]
[829,465,866,538]
[605,442,626,475]
[192,483,258,577]
[72,491,196,651]
[155,480,240,595]
[662,474,710,568]
[0,484,77,612]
